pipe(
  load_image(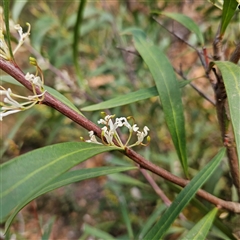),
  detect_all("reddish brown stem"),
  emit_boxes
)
[1,59,240,213]
[140,168,186,220]
[212,30,240,200]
